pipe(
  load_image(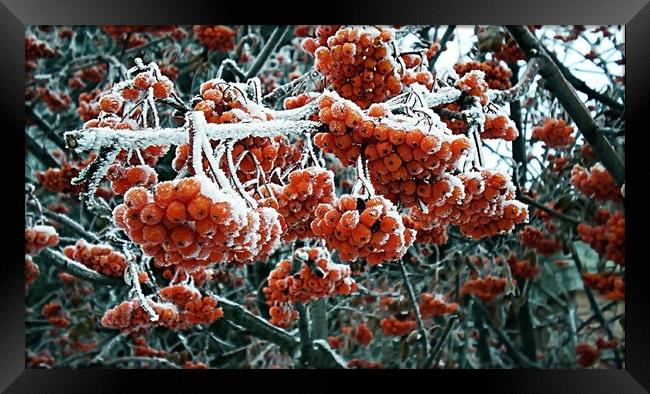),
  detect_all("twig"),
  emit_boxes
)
[430,25,456,71]
[398,259,430,365]
[25,132,58,168]
[213,294,299,354]
[311,299,328,341]
[25,105,67,150]
[546,47,623,112]
[425,315,457,368]
[27,201,101,242]
[518,194,580,225]
[245,26,292,80]
[295,302,313,367]
[474,300,542,368]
